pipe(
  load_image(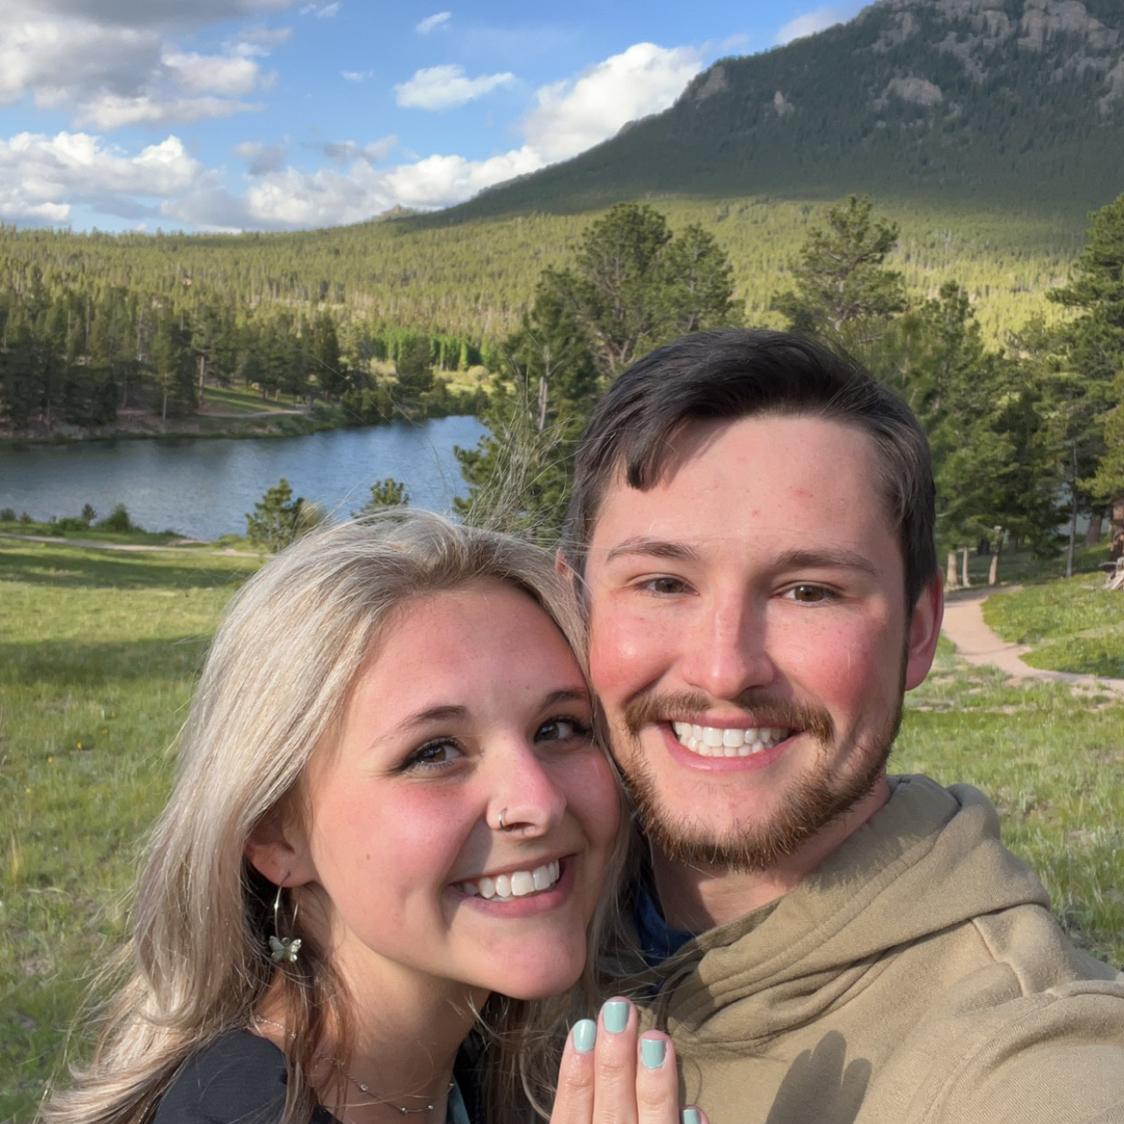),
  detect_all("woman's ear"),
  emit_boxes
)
[245,809,317,887]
